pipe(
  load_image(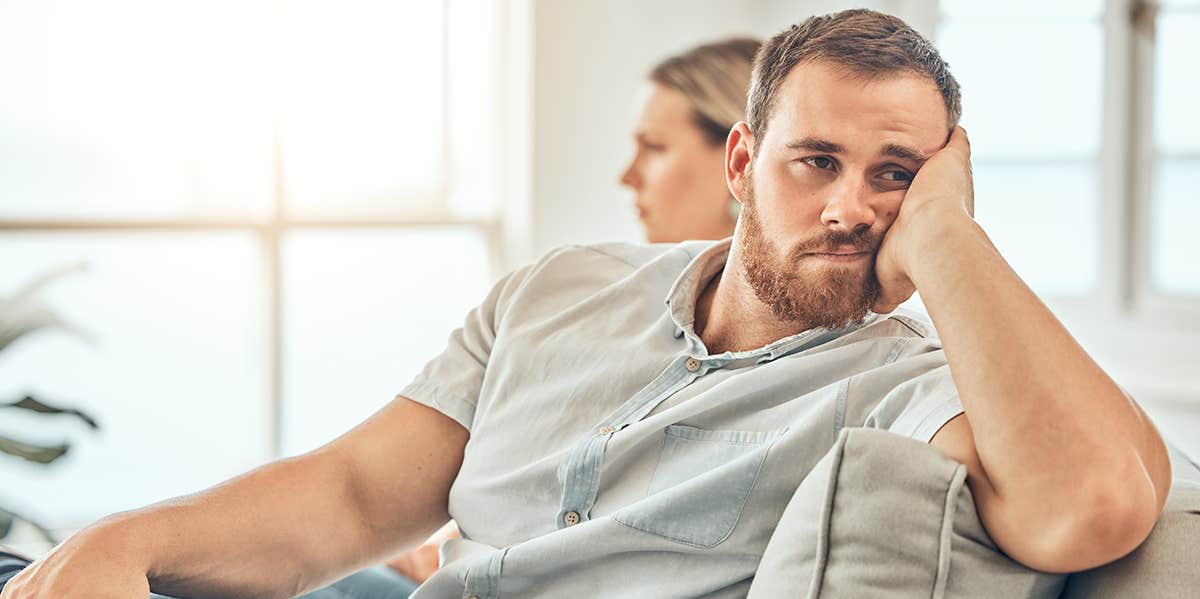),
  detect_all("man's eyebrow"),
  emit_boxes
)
[785,137,844,154]
[882,143,929,163]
